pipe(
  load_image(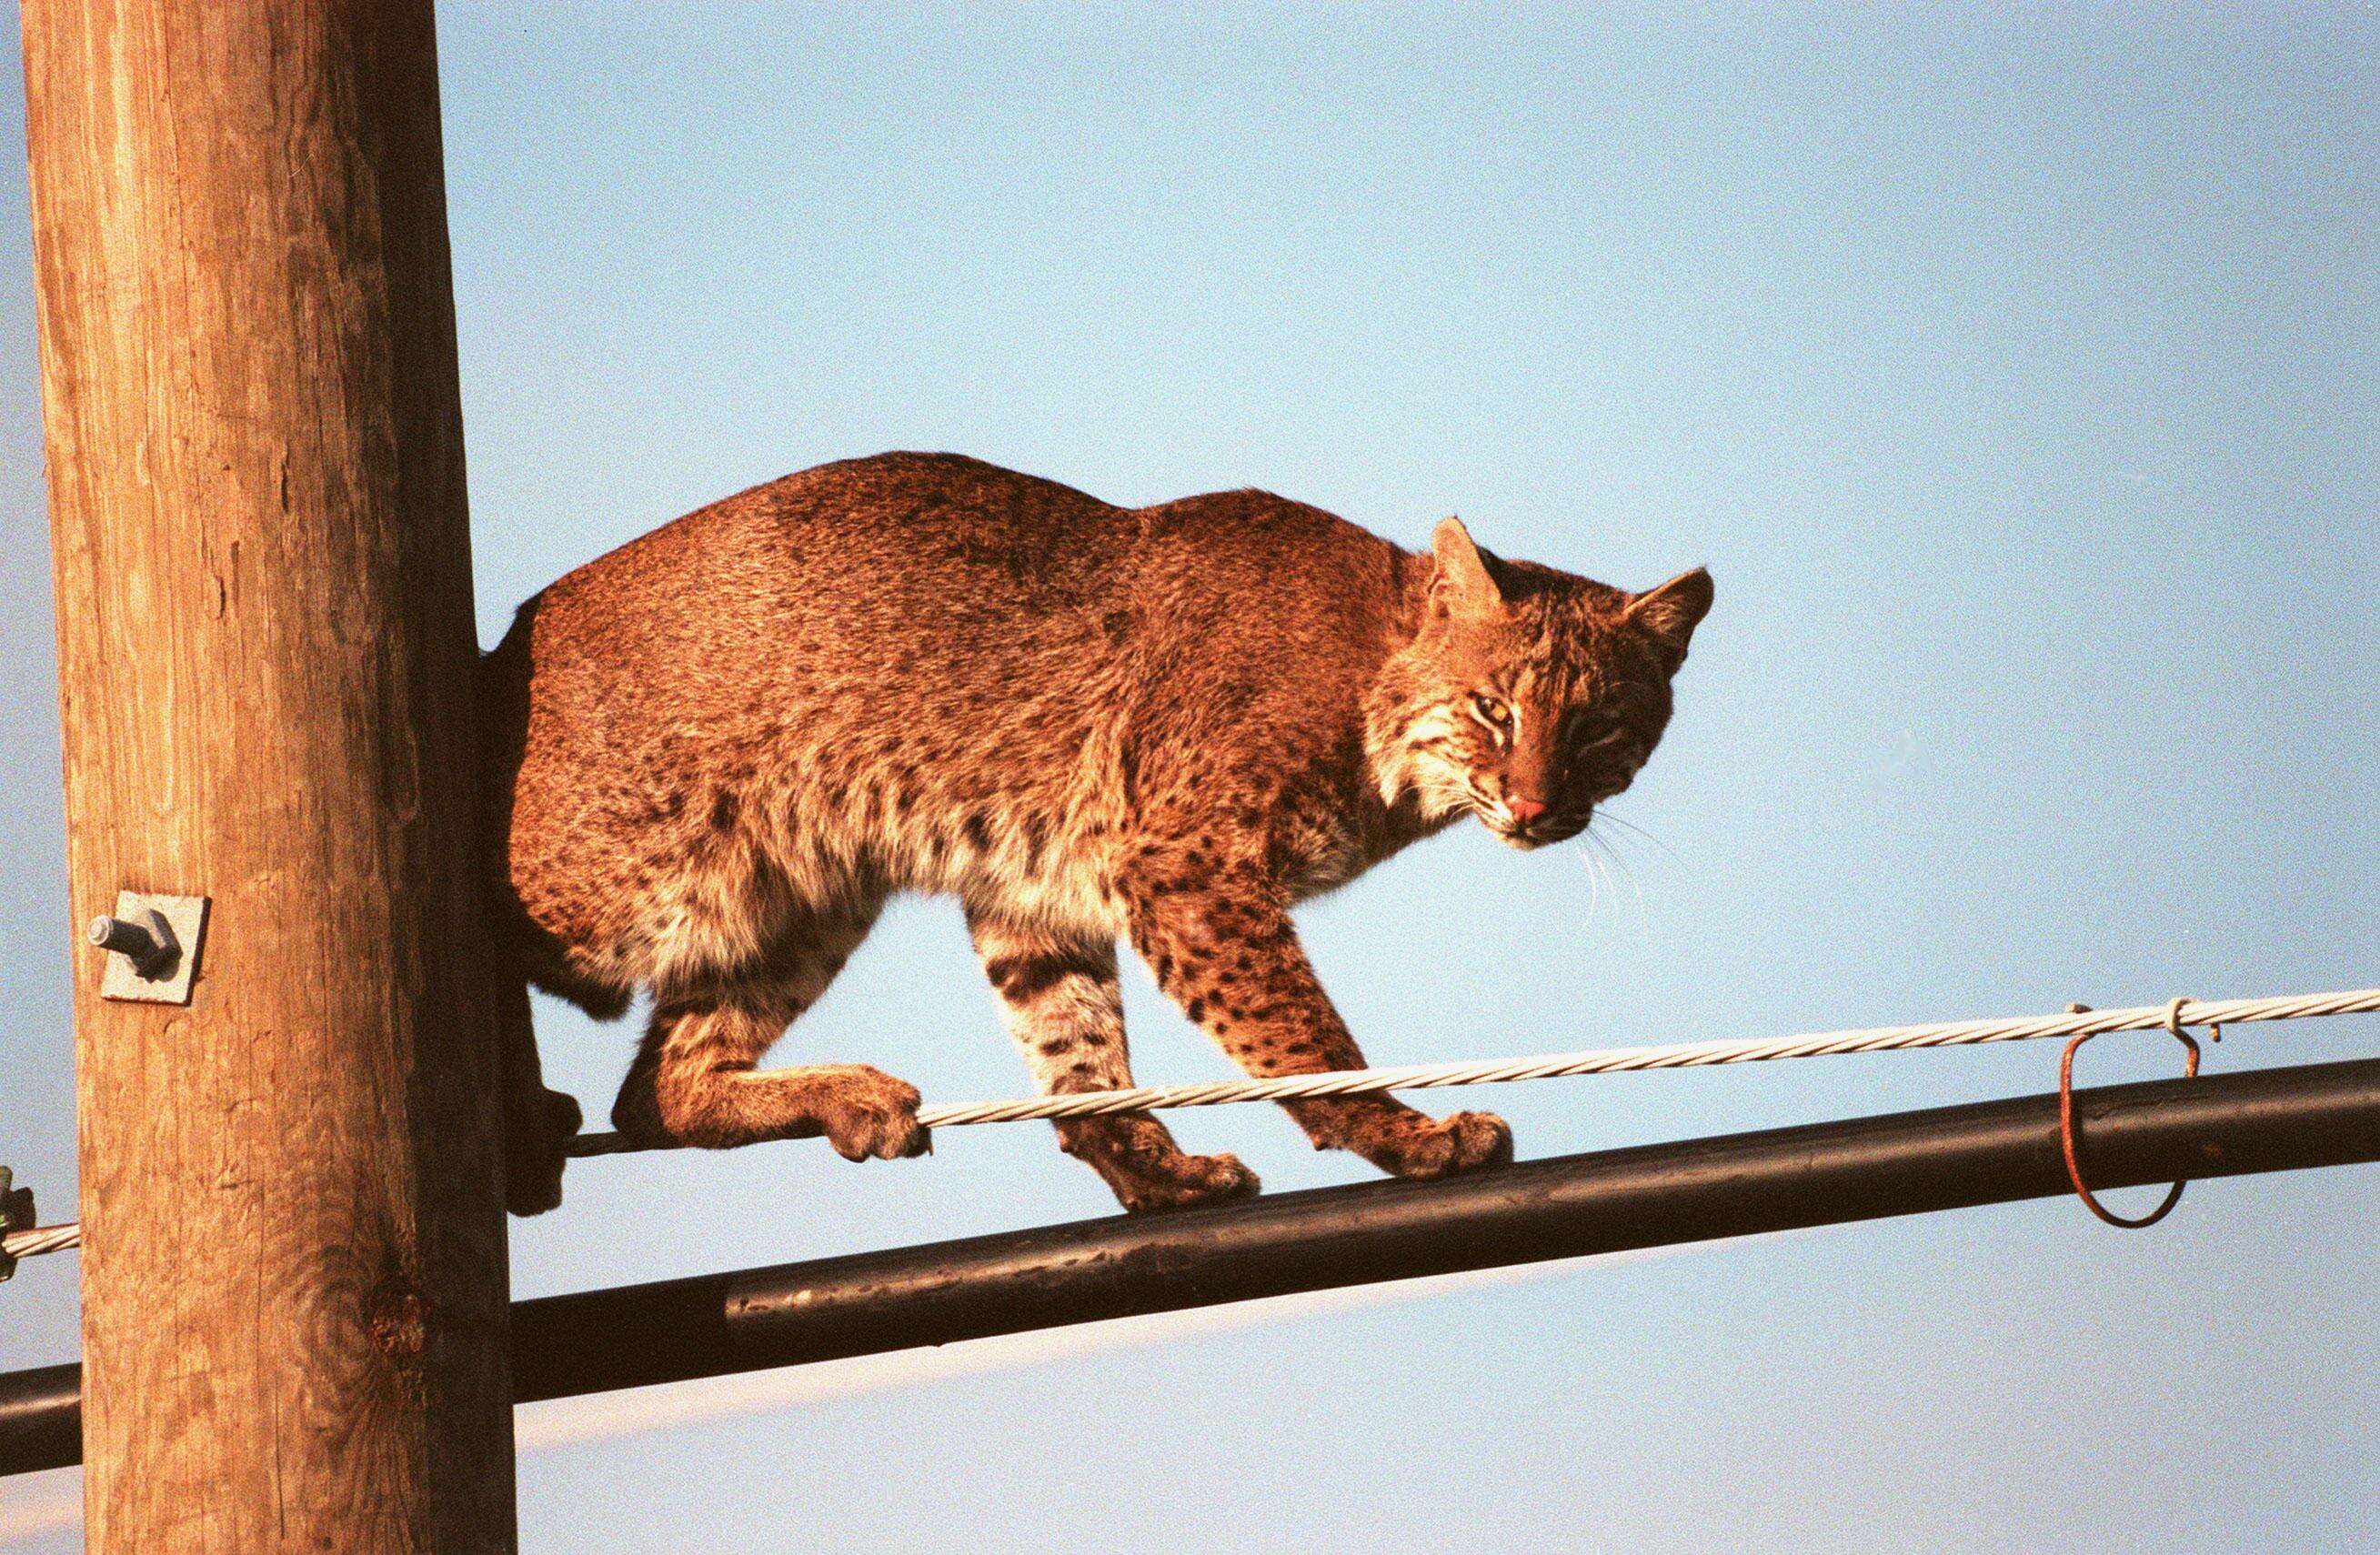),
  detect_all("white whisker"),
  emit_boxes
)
[1575,835,1610,918]
[1583,826,1646,927]
[1593,808,1680,864]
